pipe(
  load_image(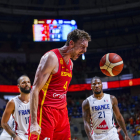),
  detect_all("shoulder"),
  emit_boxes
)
[110,95,118,105]
[39,51,58,69]
[6,99,15,110]
[9,99,15,105]
[82,99,90,110]
[42,51,58,62]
